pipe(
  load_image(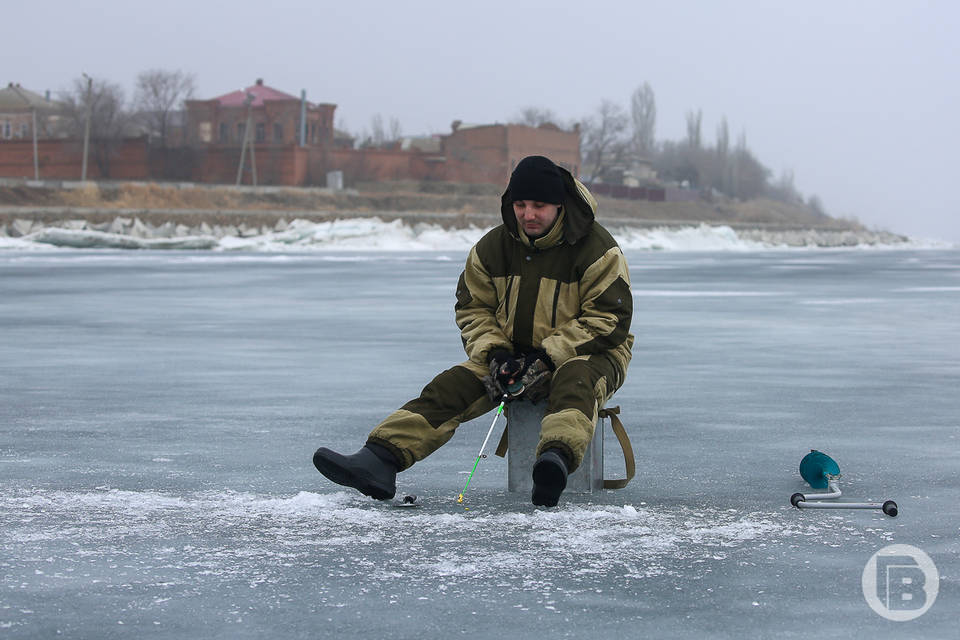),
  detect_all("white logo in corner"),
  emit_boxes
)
[862,544,938,621]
